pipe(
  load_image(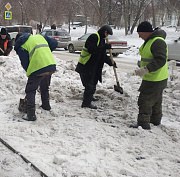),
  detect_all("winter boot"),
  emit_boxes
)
[82,93,97,109]
[41,101,51,111]
[130,121,151,130]
[150,116,161,126]
[23,108,36,121]
[81,103,97,109]
[18,98,27,113]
